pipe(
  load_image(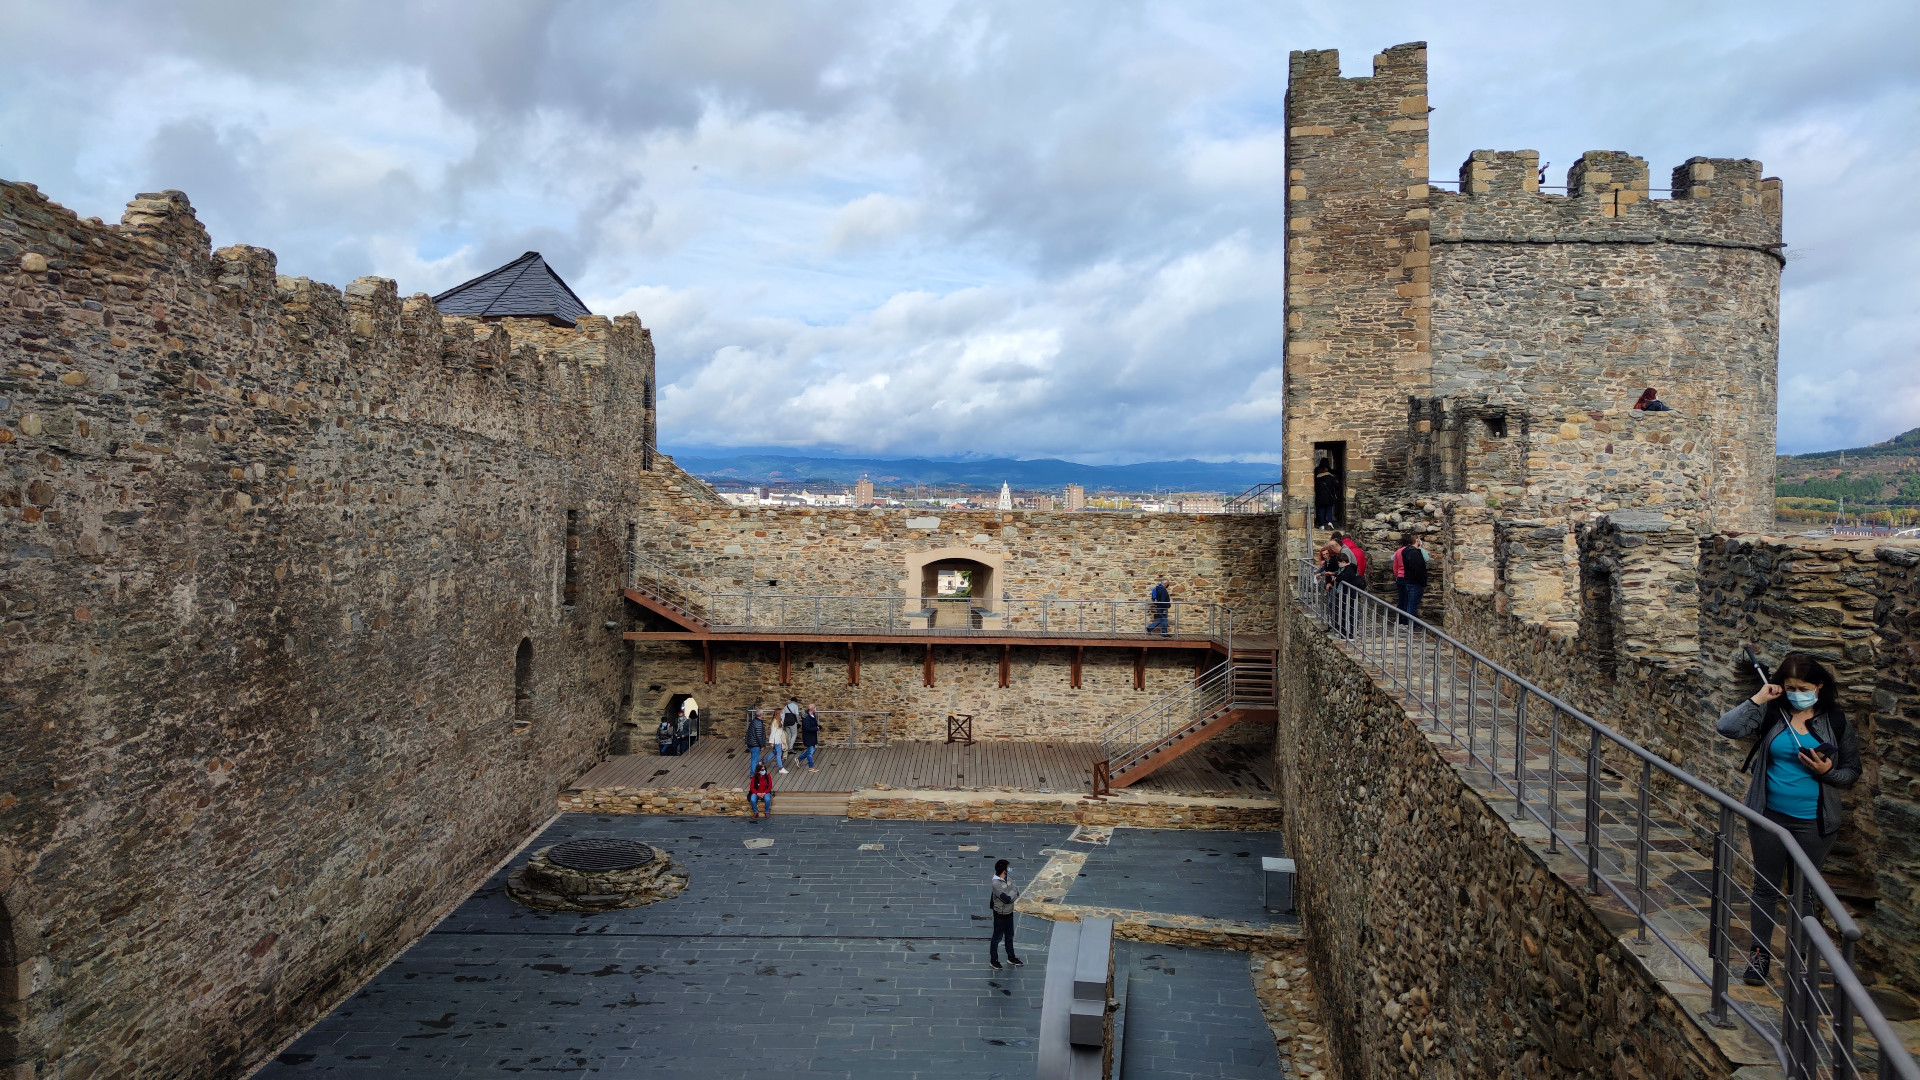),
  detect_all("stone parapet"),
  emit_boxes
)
[848,788,1283,830]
